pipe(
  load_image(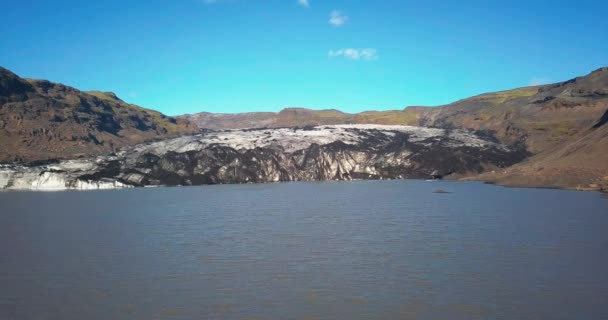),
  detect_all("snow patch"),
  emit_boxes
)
[132,124,494,155]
